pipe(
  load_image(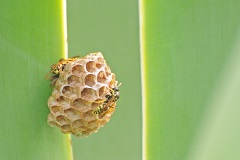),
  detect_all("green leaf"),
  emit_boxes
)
[141,0,240,159]
[0,0,72,159]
